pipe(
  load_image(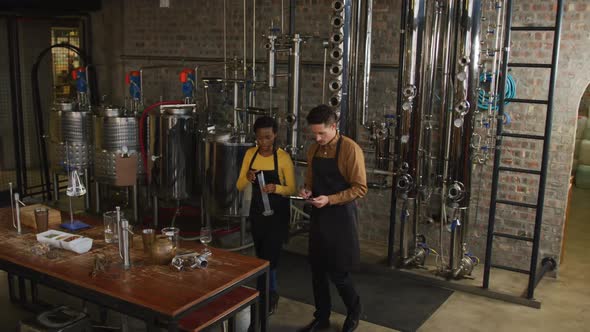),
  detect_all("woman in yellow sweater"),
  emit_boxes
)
[236,116,296,314]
